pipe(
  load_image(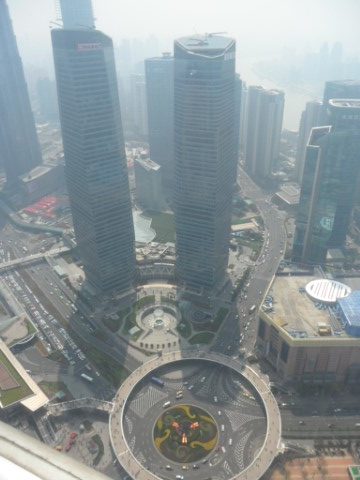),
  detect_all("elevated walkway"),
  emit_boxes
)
[47,397,114,415]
